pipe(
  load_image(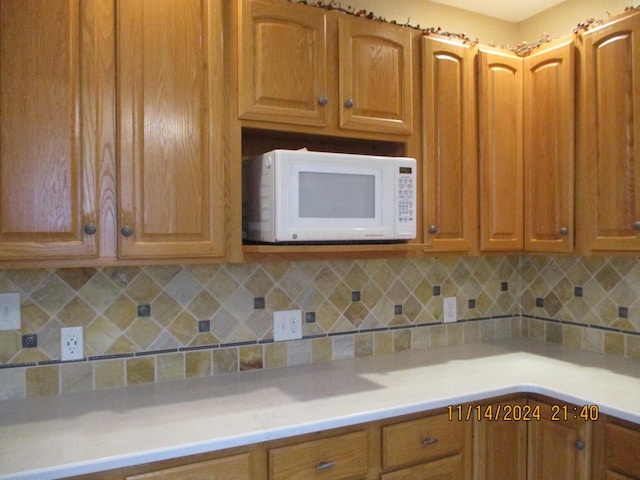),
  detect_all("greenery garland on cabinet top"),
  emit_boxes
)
[289,0,640,56]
